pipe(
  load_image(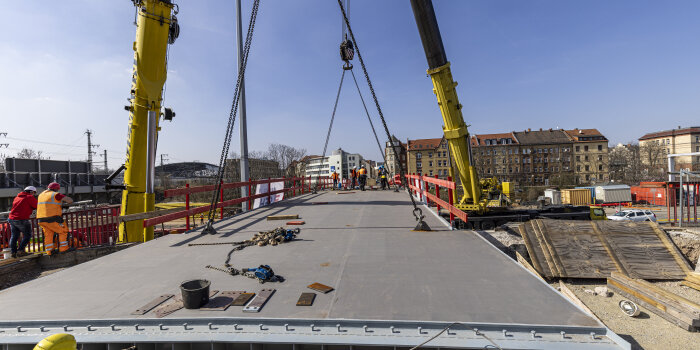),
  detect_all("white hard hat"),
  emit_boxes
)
[353,166,357,169]
[24,186,37,192]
